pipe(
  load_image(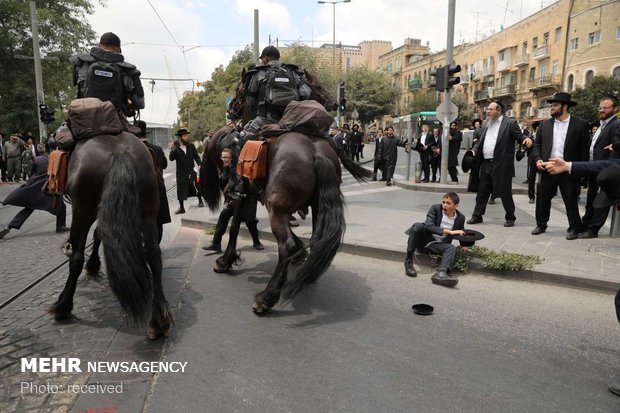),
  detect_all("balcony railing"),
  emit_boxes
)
[482,66,495,78]
[493,84,516,97]
[474,89,490,101]
[514,55,529,67]
[532,45,550,60]
[497,59,512,72]
[528,74,561,90]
